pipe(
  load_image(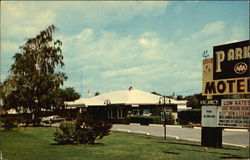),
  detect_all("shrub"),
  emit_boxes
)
[54,121,76,144]
[164,113,175,125]
[2,117,16,130]
[151,116,162,124]
[76,121,112,144]
[54,120,112,145]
